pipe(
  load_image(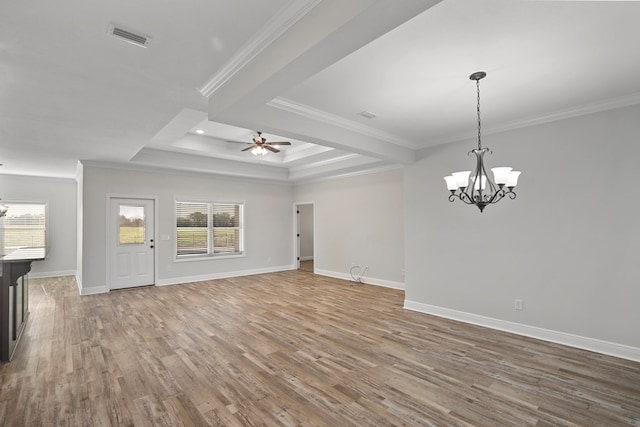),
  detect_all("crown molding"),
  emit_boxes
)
[428,90,640,147]
[292,163,403,185]
[78,159,294,186]
[288,153,361,172]
[268,97,417,149]
[0,172,76,183]
[199,0,322,98]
